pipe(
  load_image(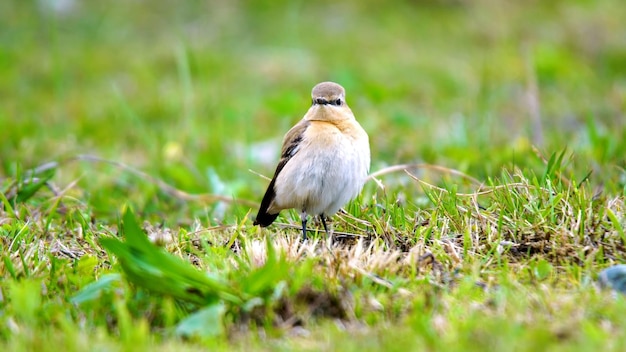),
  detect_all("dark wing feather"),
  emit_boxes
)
[253,120,309,227]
